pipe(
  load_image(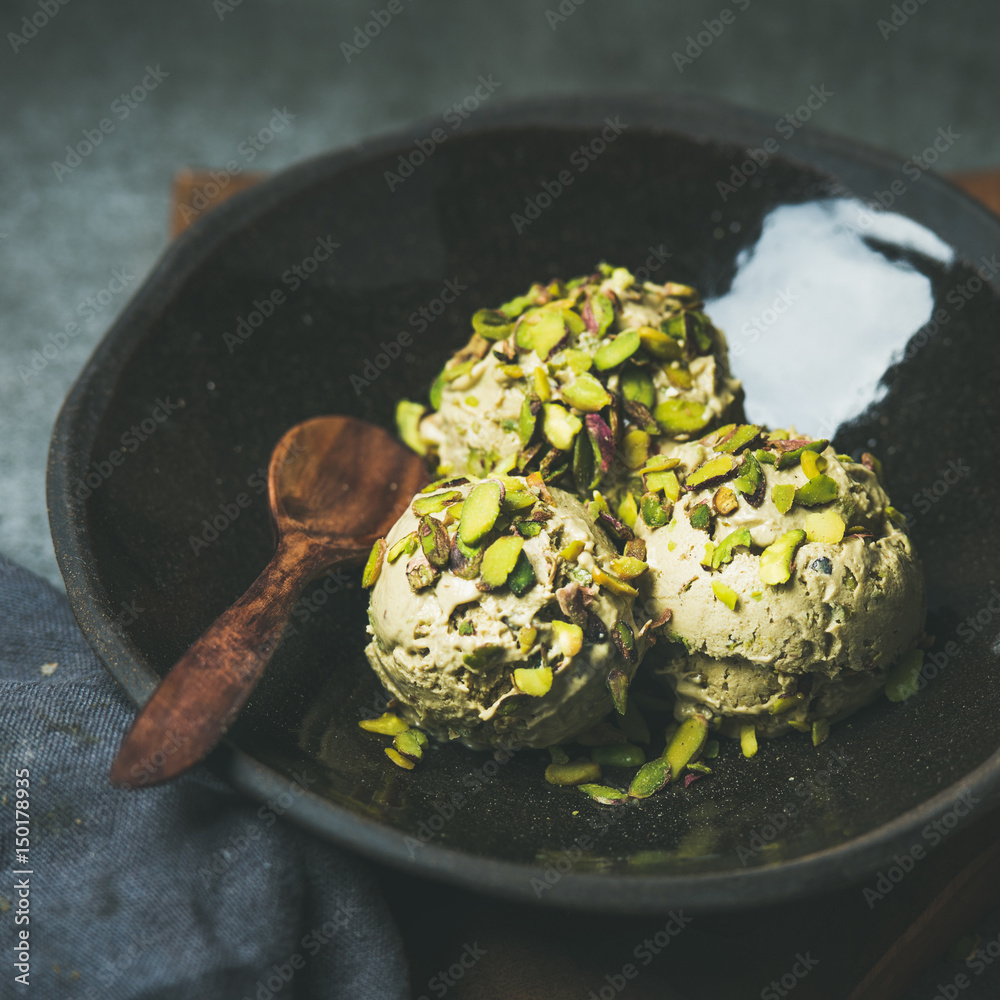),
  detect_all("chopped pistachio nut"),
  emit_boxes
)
[639,326,684,361]
[689,503,712,530]
[458,480,503,545]
[664,715,708,778]
[518,626,538,654]
[628,758,672,799]
[686,455,738,490]
[641,492,671,528]
[551,620,584,659]
[618,491,639,530]
[545,761,602,786]
[734,451,765,506]
[385,747,416,770]
[640,455,681,475]
[703,739,719,759]
[458,619,476,636]
[498,364,524,380]
[592,744,646,768]
[533,367,552,402]
[610,556,648,580]
[800,449,827,479]
[362,538,387,589]
[561,372,612,412]
[621,428,651,470]
[471,307,515,340]
[711,579,738,610]
[700,542,716,568]
[775,439,829,470]
[795,474,838,507]
[386,531,418,563]
[480,535,525,588]
[508,551,538,596]
[517,397,538,447]
[771,483,796,514]
[620,364,656,408]
[713,486,739,515]
[359,712,410,735]
[394,728,429,761]
[804,510,846,544]
[593,328,641,370]
[740,723,758,758]
[513,665,553,697]
[395,400,428,456]
[769,694,803,715]
[611,619,638,663]
[644,468,681,497]
[711,526,752,570]
[593,566,639,598]
[716,424,762,454]
[654,399,712,433]
[624,537,647,561]
[759,529,807,586]
[577,783,629,805]
[412,490,463,516]
[560,539,585,562]
[811,719,830,746]
[885,649,924,702]
[542,403,583,451]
